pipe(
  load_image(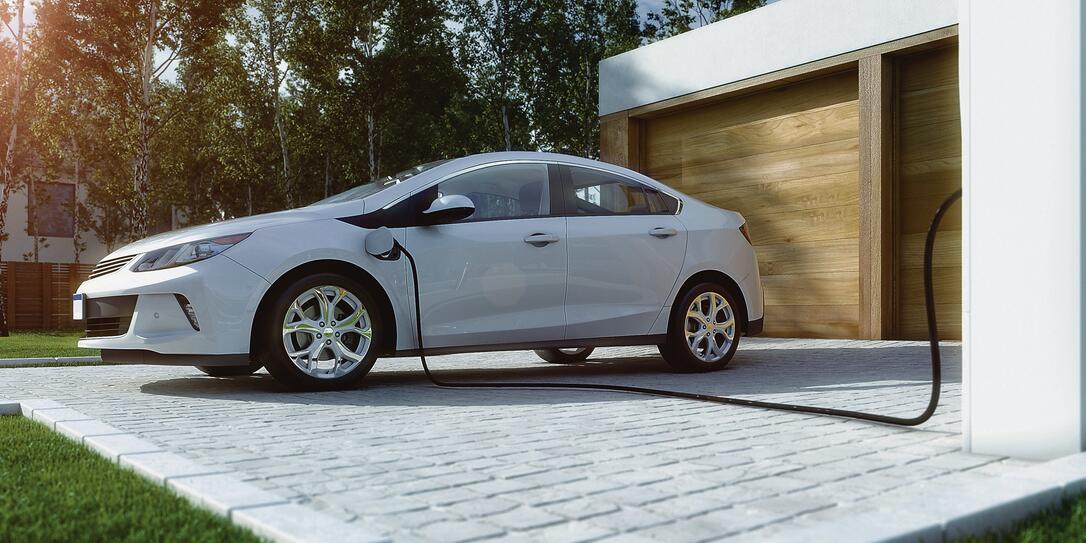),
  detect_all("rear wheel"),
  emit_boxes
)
[262,273,383,390]
[659,282,742,372]
[197,364,262,377]
[534,347,595,364]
